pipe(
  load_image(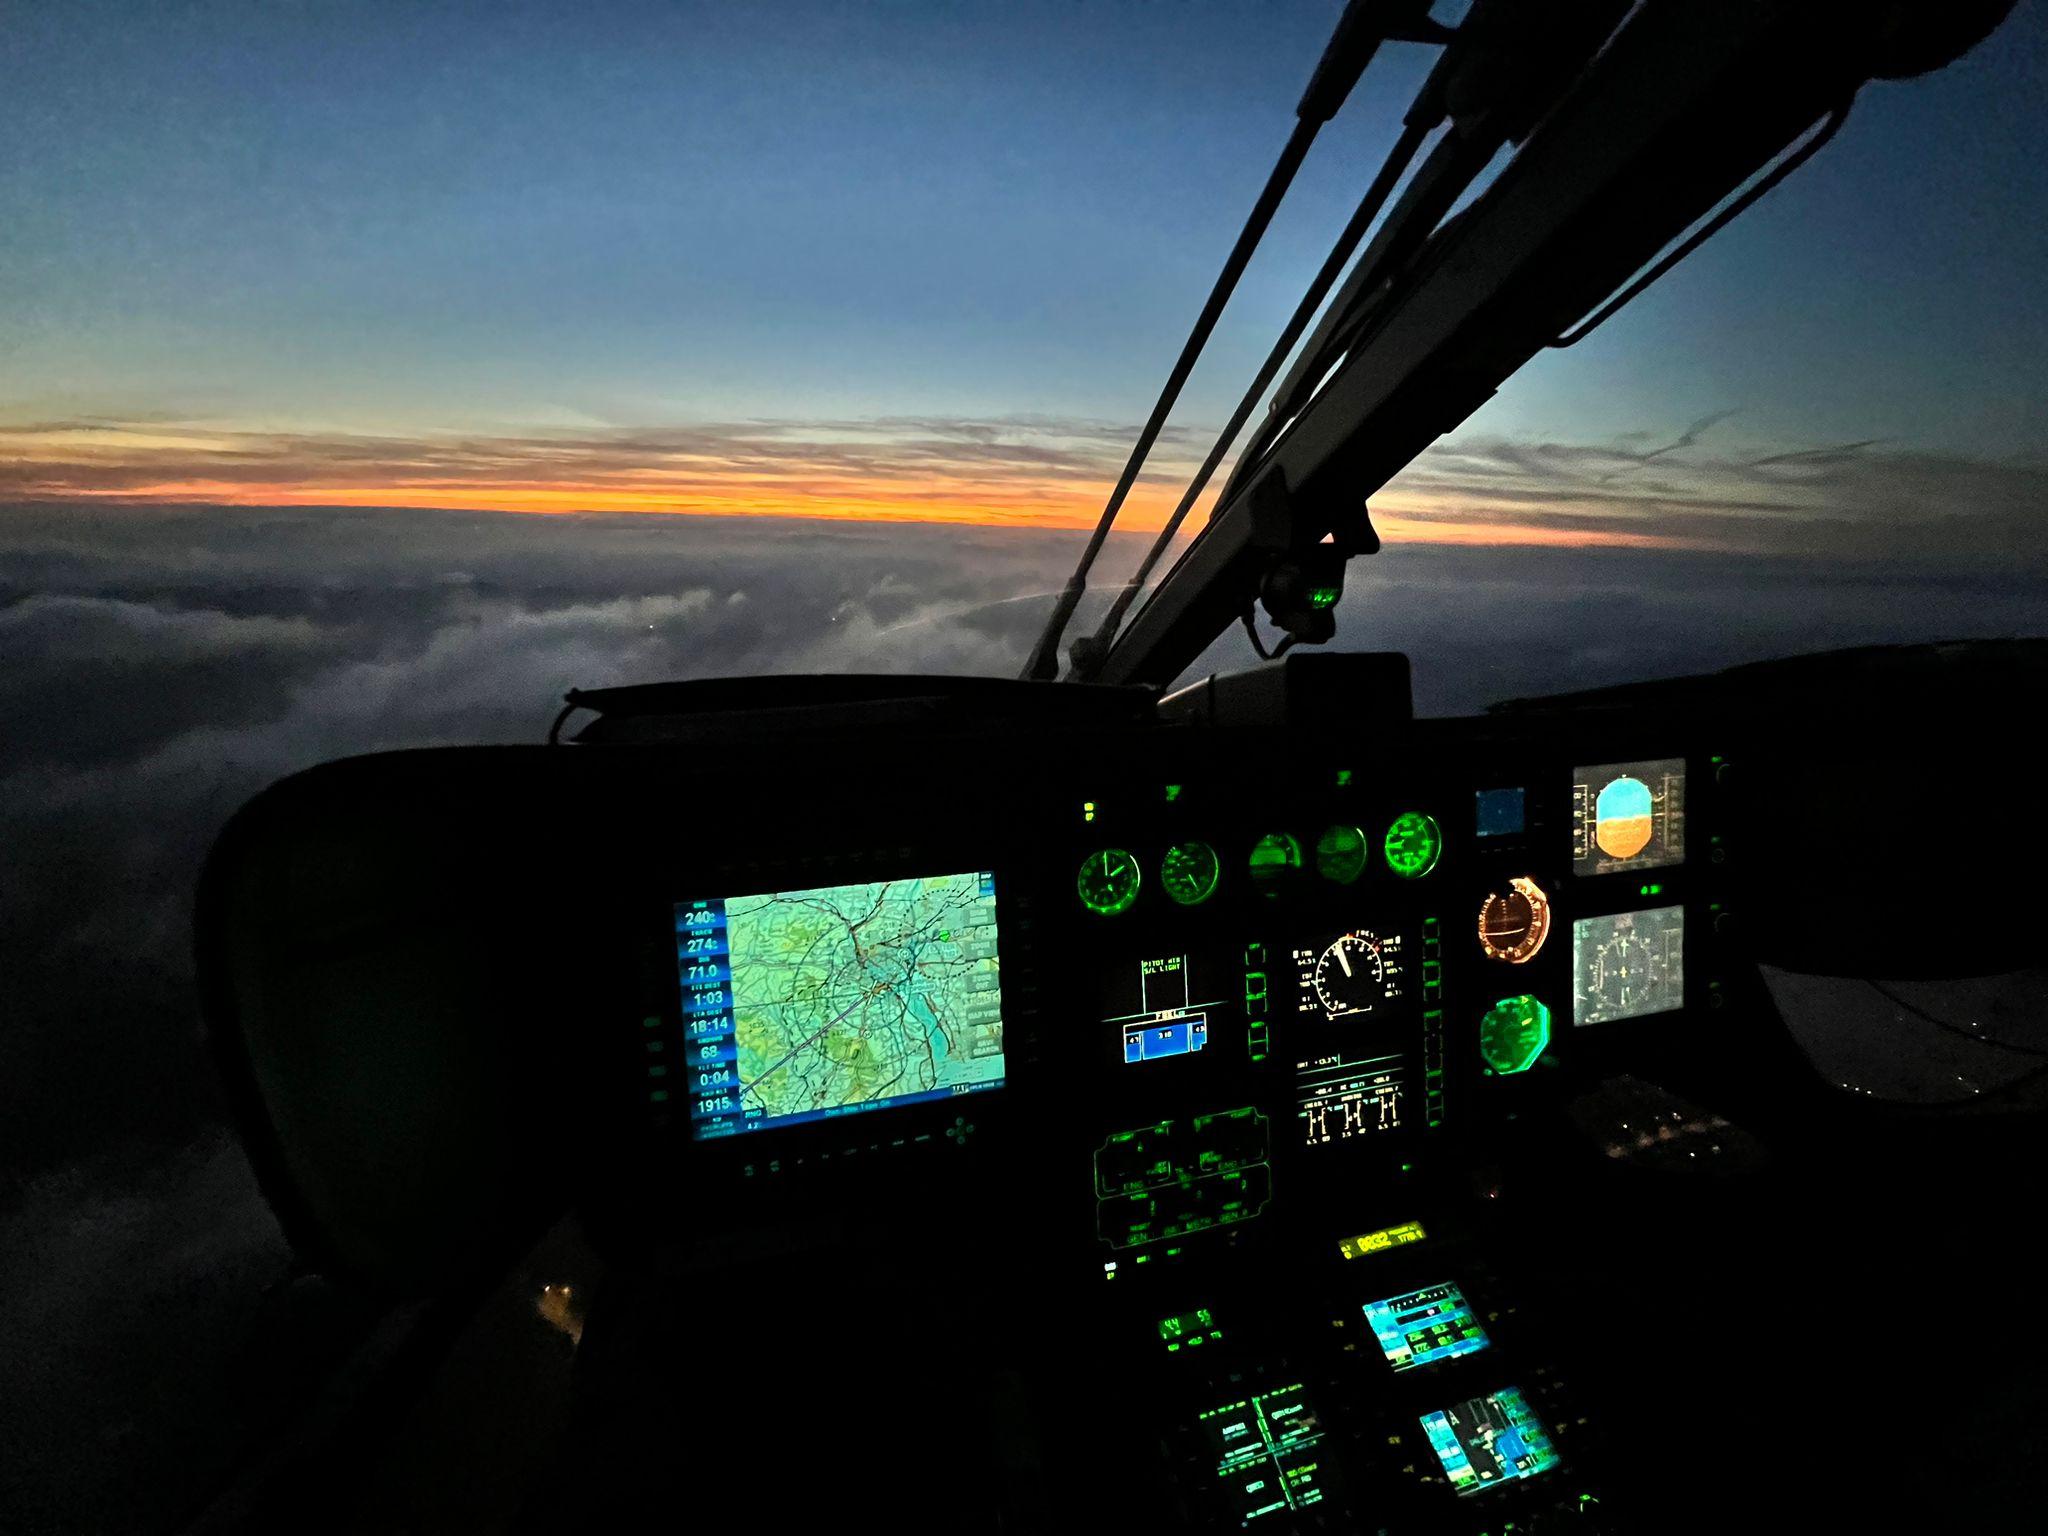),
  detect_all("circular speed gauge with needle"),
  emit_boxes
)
[1313,929,1390,1017]
[1477,876,1553,964]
